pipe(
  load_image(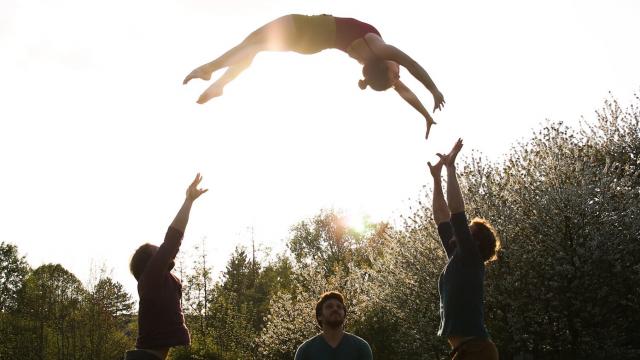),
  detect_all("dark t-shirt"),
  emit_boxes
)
[294,332,373,360]
[437,212,489,338]
[136,226,190,349]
